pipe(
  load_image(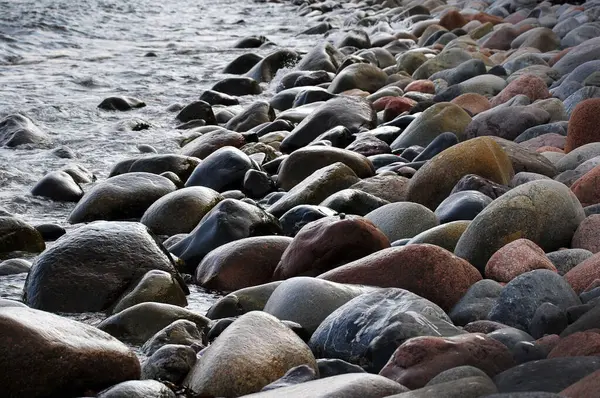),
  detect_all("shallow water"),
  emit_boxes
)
[0,0,317,318]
